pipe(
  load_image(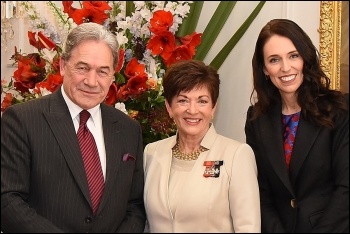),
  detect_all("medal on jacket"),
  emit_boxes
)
[203,160,223,178]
